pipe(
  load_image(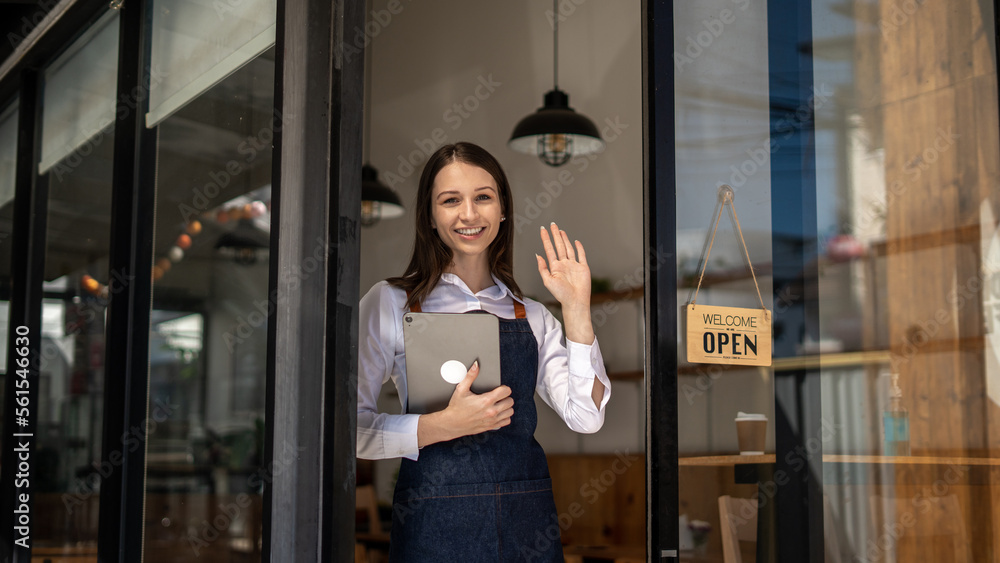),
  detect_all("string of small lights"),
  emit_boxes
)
[80,199,269,298]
